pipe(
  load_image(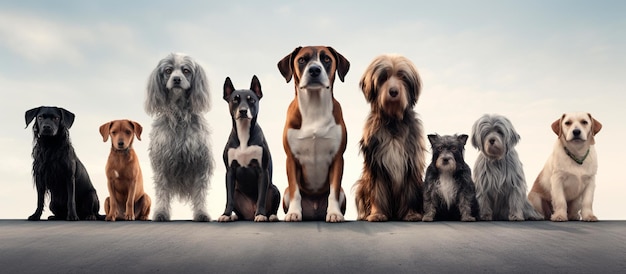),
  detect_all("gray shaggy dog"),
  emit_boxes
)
[471,114,542,221]
[145,53,215,222]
